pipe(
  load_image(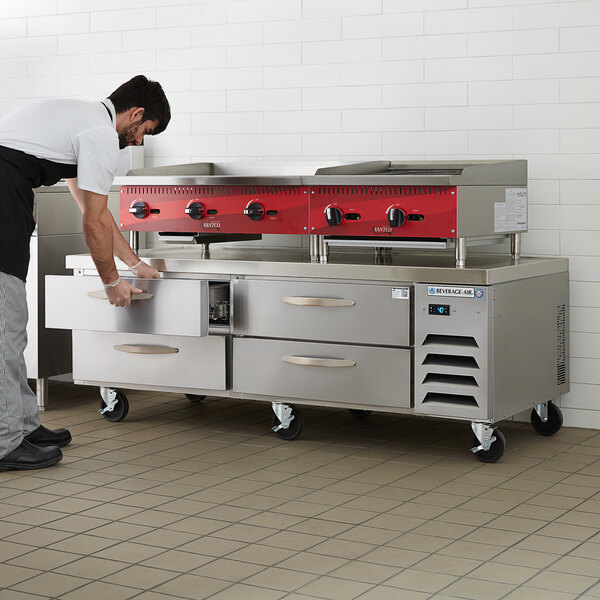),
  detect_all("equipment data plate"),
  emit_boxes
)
[495,187,527,233]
